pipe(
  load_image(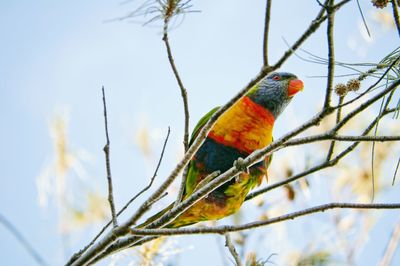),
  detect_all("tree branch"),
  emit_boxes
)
[270,0,328,71]
[263,0,273,66]
[125,202,400,236]
[393,157,400,185]
[162,19,190,152]
[326,96,344,160]
[323,0,336,109]
[98,201,400,264]
[225,234,242,266]
[391,0,400,37]
[102,86,118,228]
